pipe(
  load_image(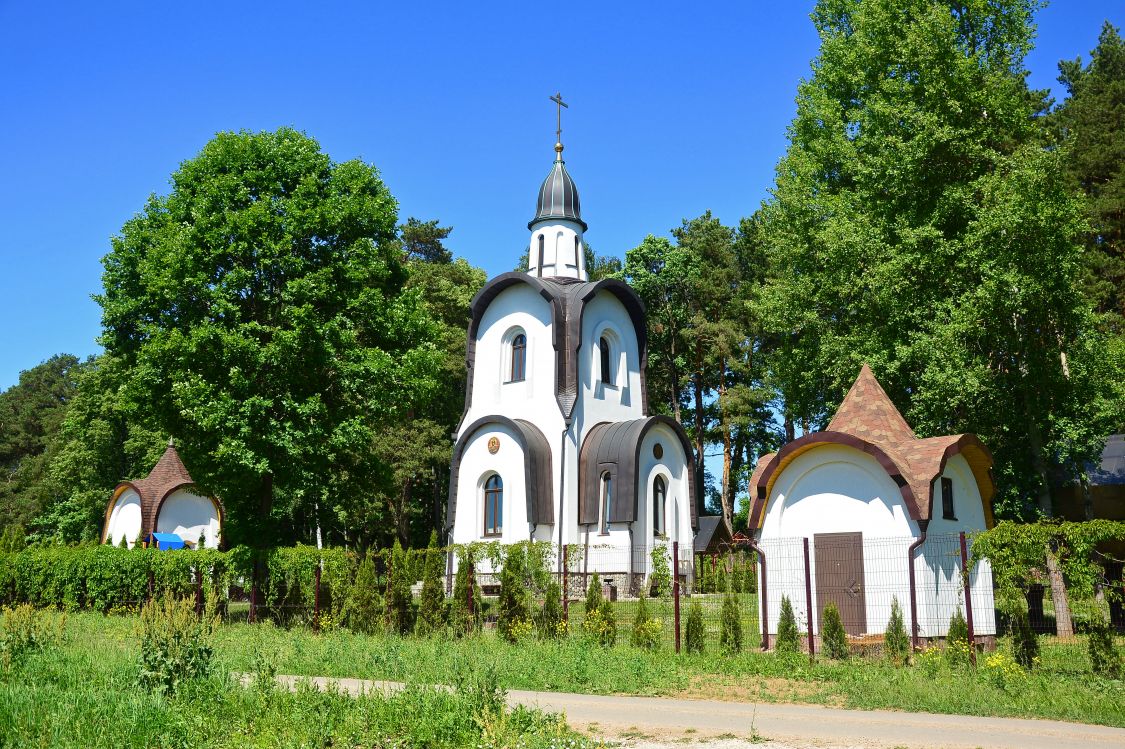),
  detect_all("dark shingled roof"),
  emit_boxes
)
[694,515,732,554]
[529,156,586,231]
[748,365,996,529]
